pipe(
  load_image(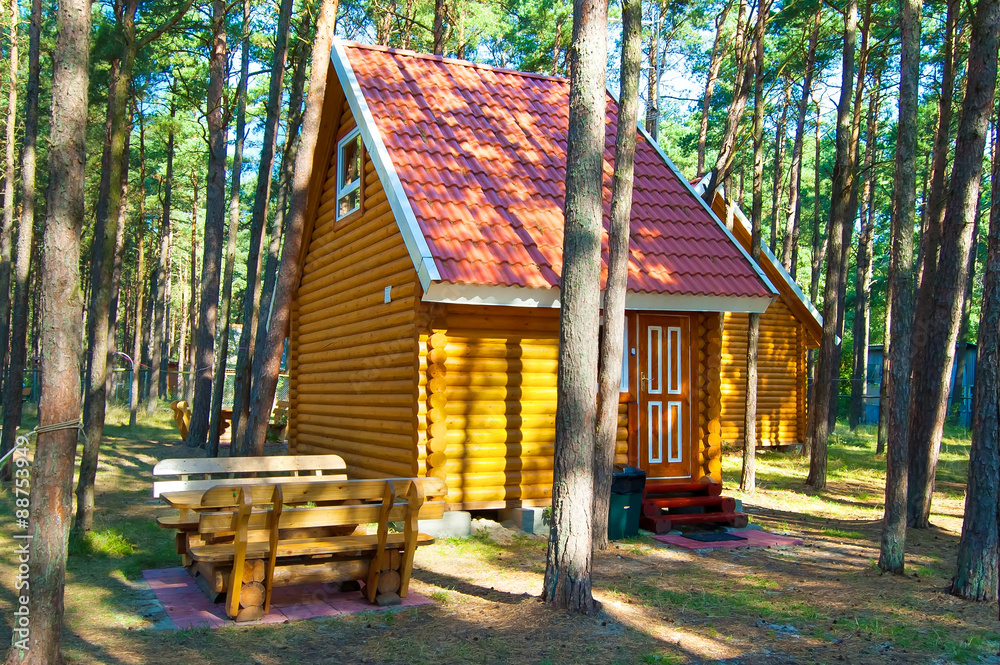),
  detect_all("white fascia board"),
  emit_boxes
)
[423,281,772,314]
[632,122,780,300]
[330,40,440,292]
[726,194,824,328]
